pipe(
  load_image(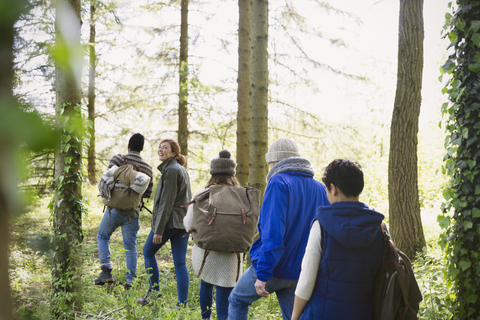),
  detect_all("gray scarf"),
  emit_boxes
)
[266,157,315,183]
